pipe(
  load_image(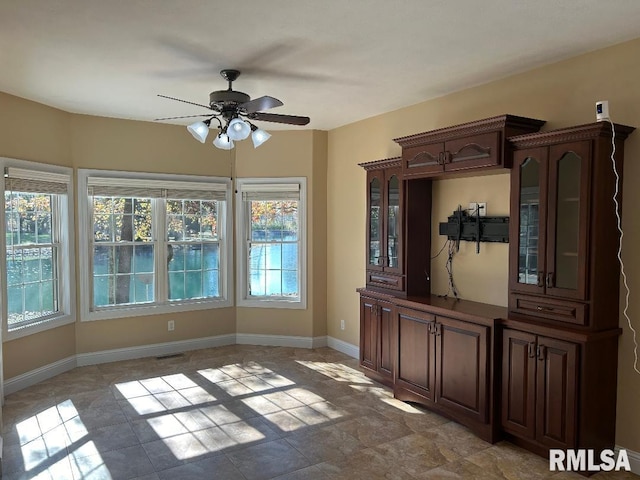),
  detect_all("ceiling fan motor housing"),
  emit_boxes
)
[209,90,251,108]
